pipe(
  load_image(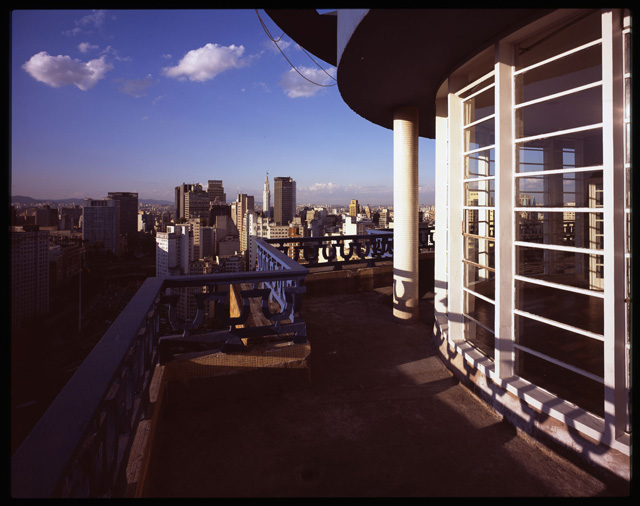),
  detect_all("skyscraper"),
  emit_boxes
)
[349,199,359,217]
[175,183,199,221]
[107,192,138,238]
[263,173,271,218]
[82,198,120,254]
[207,180,226,206]
[273,176,296,226]
[11,229,50,331]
